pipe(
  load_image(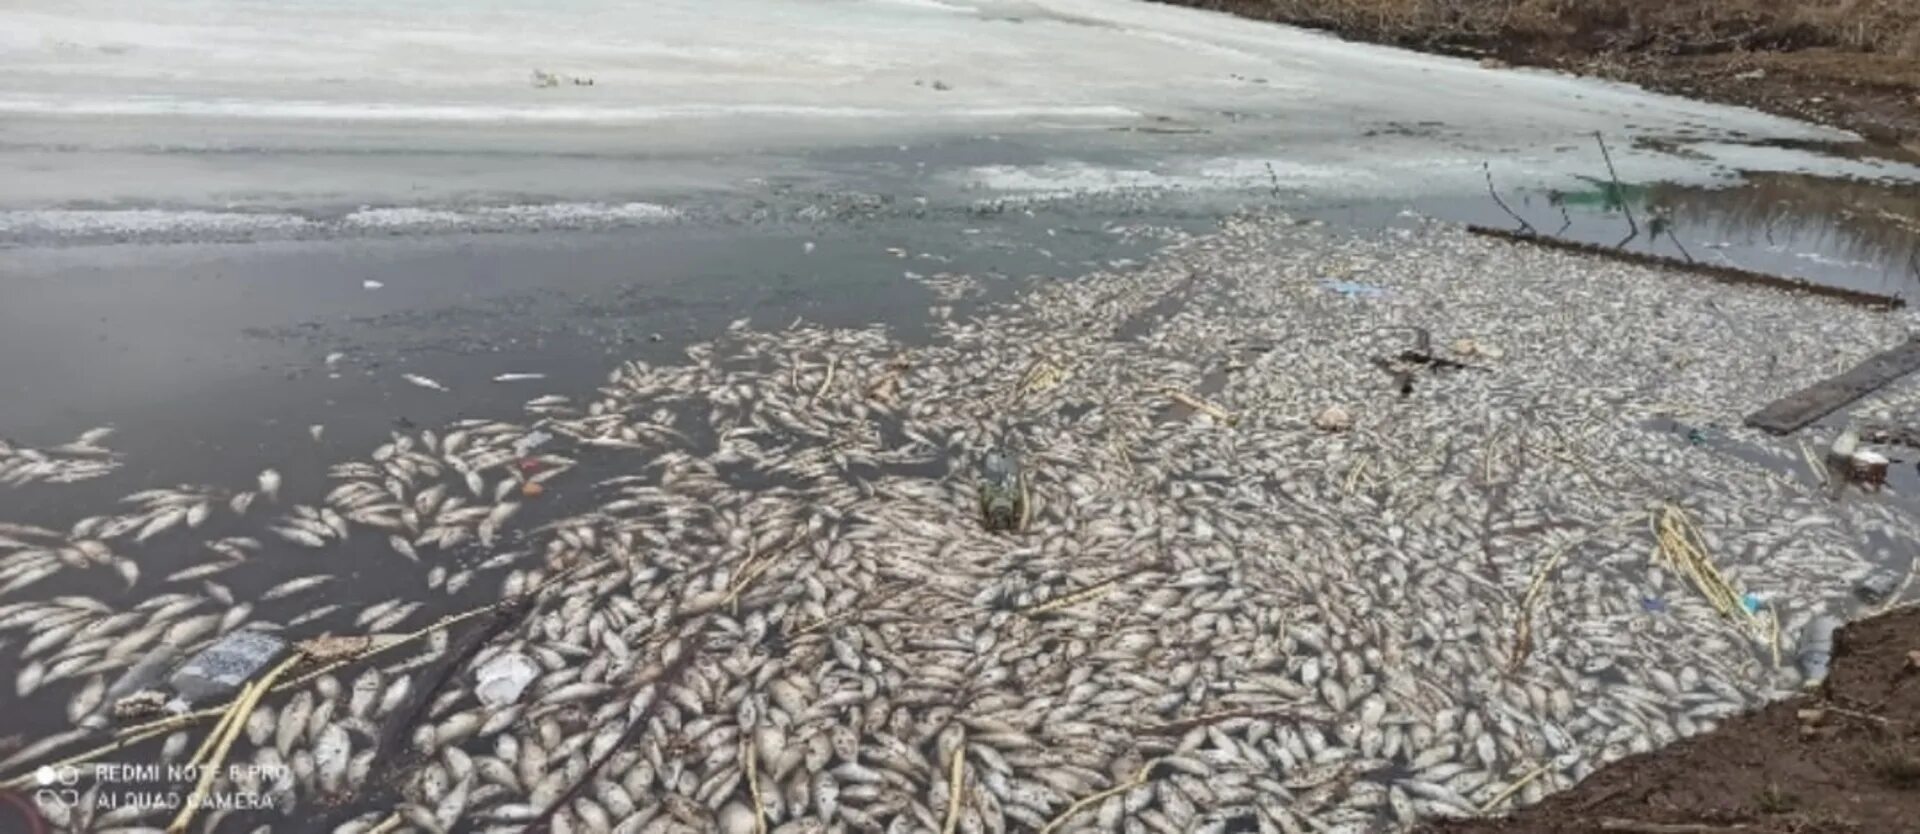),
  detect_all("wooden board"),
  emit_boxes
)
[1747,337,1920,434]
[1466,226,1906,310]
